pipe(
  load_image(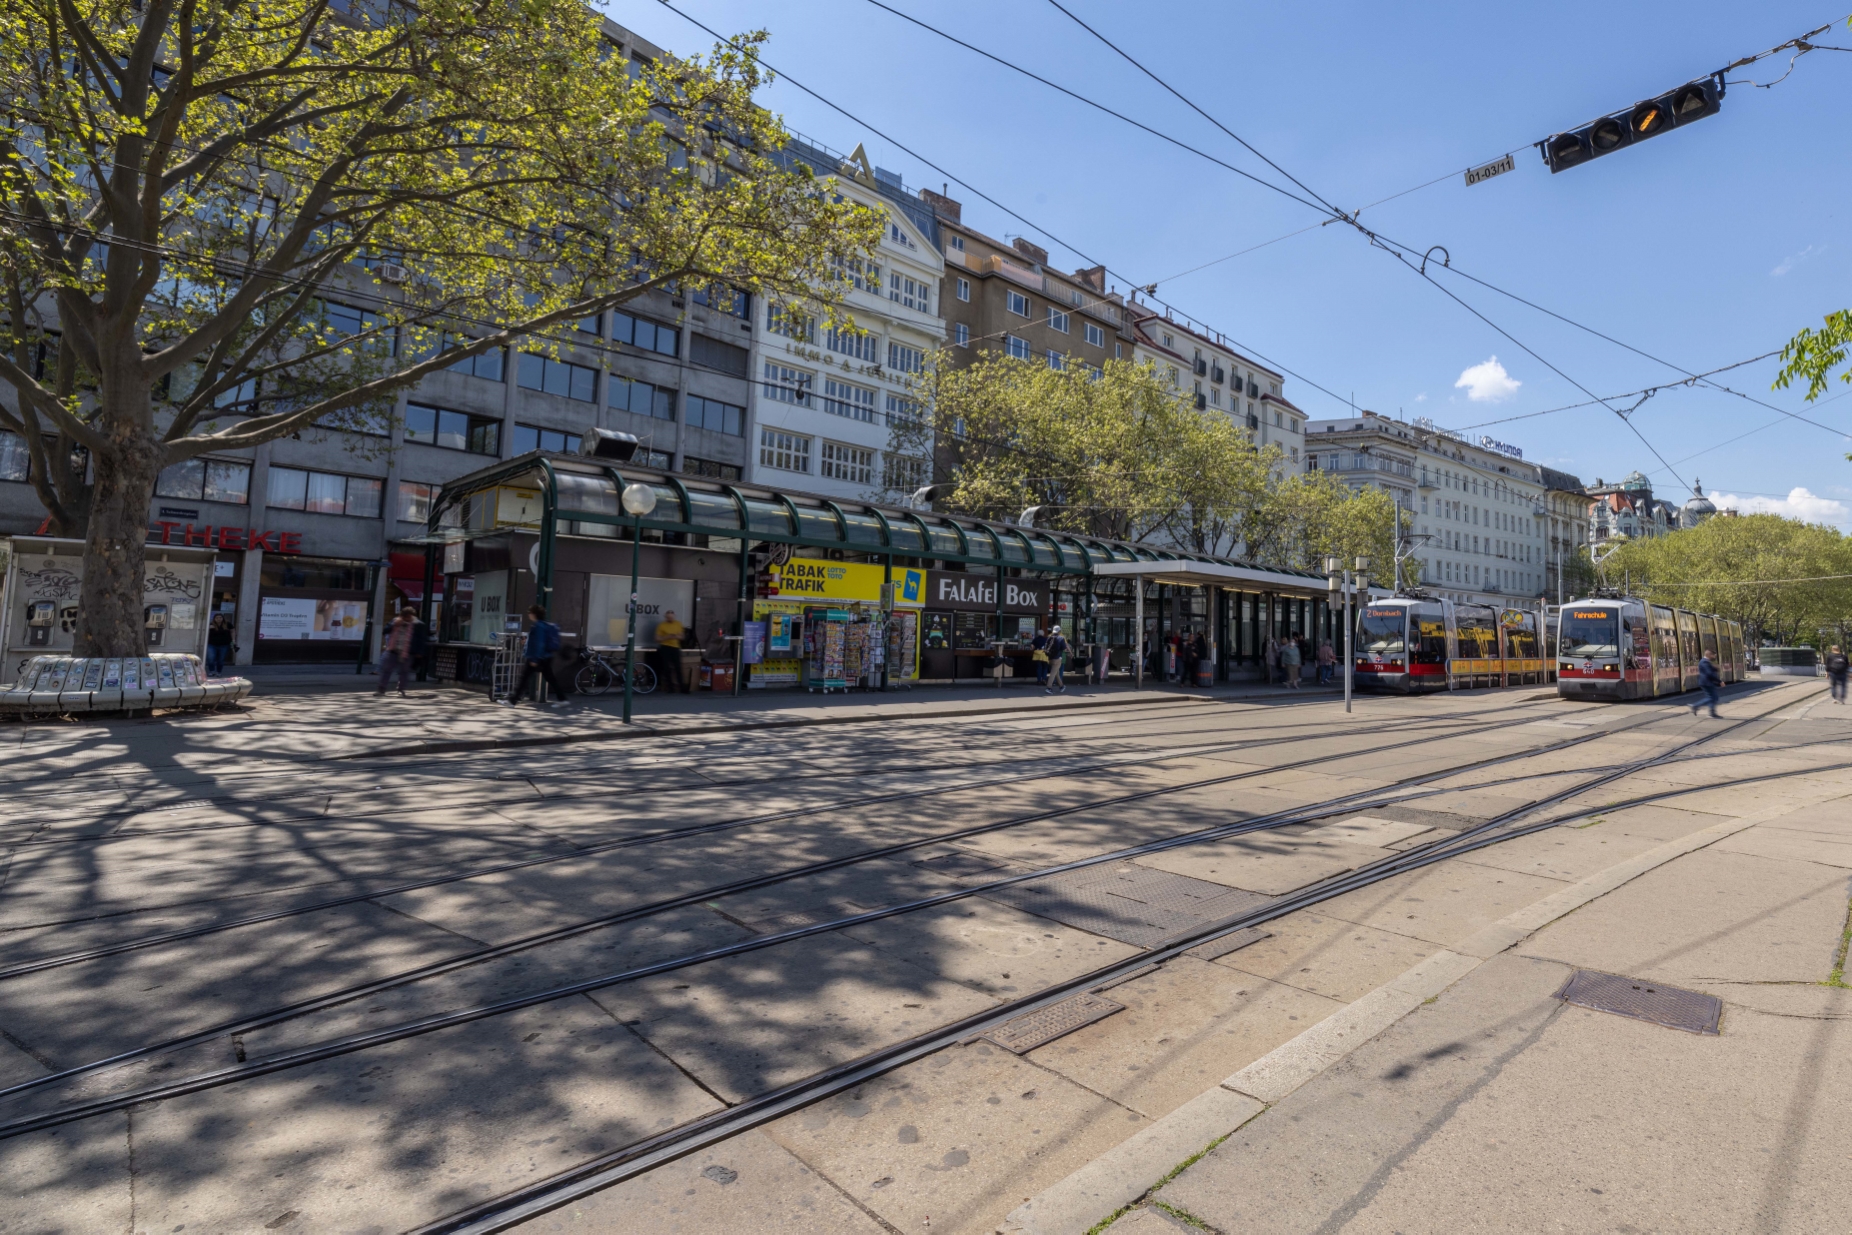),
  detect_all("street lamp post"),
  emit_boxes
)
[620,481,657,725]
